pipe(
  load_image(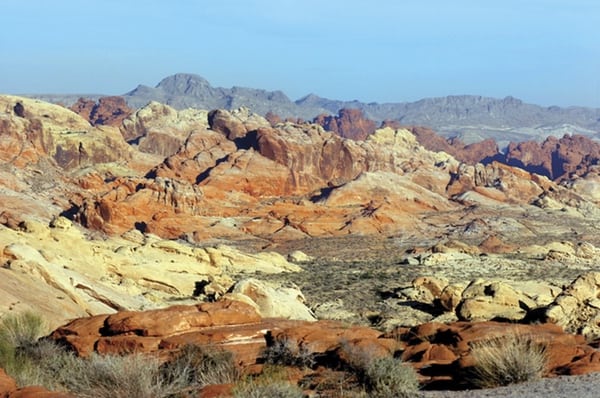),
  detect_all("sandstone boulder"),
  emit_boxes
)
[208,107,270,140]
[287,250,313,263]
[546,272,600,340]
[50,300,262,356]
[121,102,210,157]
[5,386,74,398]
[457,280,536,321]
[225,278,316,321]
[0,368,74,397]
[0,368,17,395]
[411,276,561,322]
